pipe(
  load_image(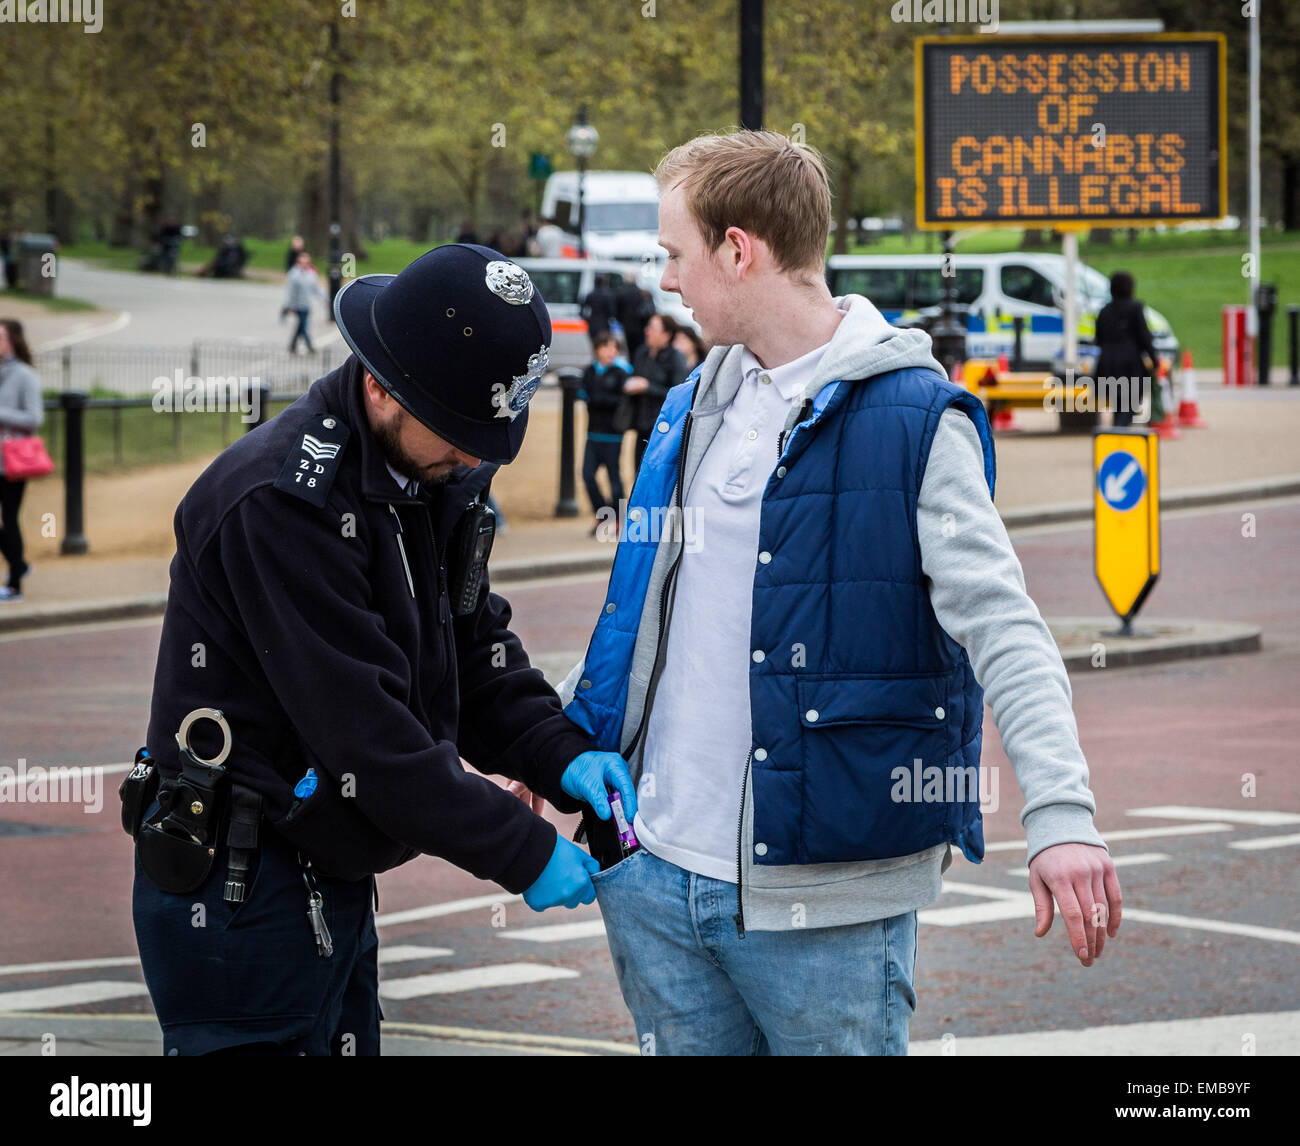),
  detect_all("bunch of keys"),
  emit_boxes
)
[299,856,333,958]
